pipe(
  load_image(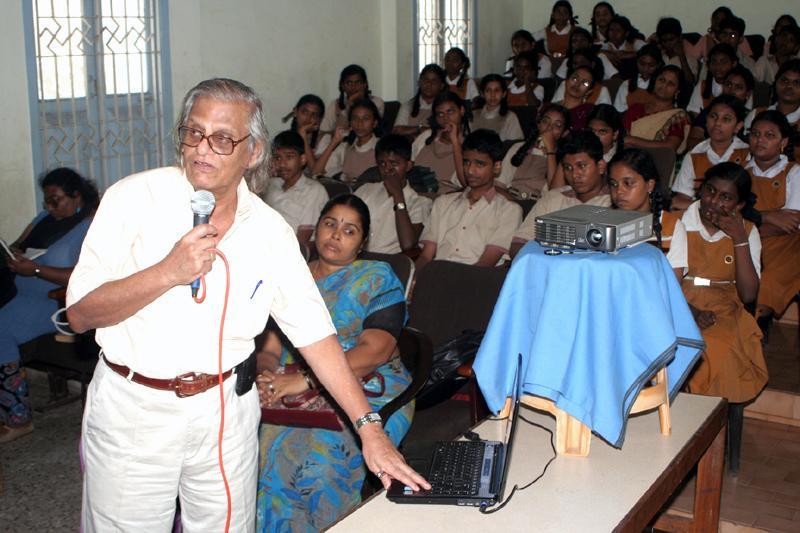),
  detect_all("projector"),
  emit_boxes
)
[534,205,653,252]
